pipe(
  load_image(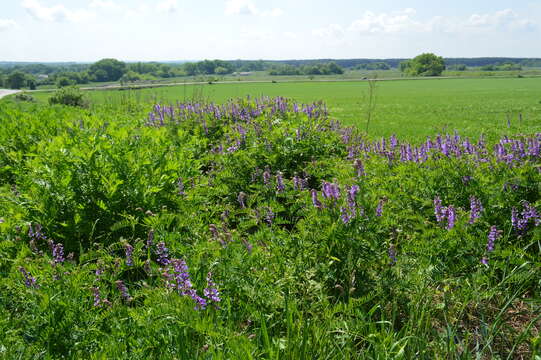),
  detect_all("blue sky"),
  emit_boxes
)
[0,0,540,61]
